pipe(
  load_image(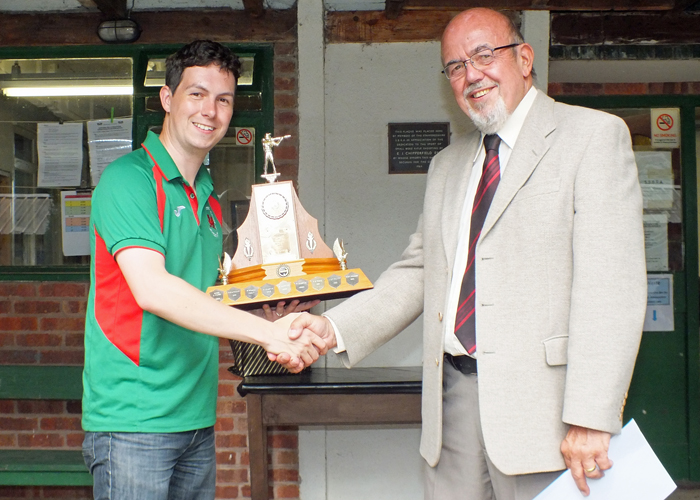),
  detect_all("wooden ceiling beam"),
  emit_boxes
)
[92,0,127,19]
[327,10,455,43]
[399,0,676,10]
[386,0,408,19]
[551,11,700,44]
[0,9,296,46]
[242,0,265,18]
[326,8,700,44]
[670,0,700,11]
